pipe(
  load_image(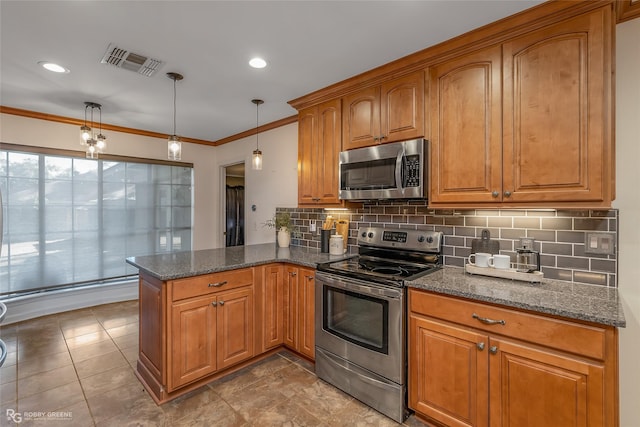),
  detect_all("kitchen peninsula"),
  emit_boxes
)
[126,244,353,404]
